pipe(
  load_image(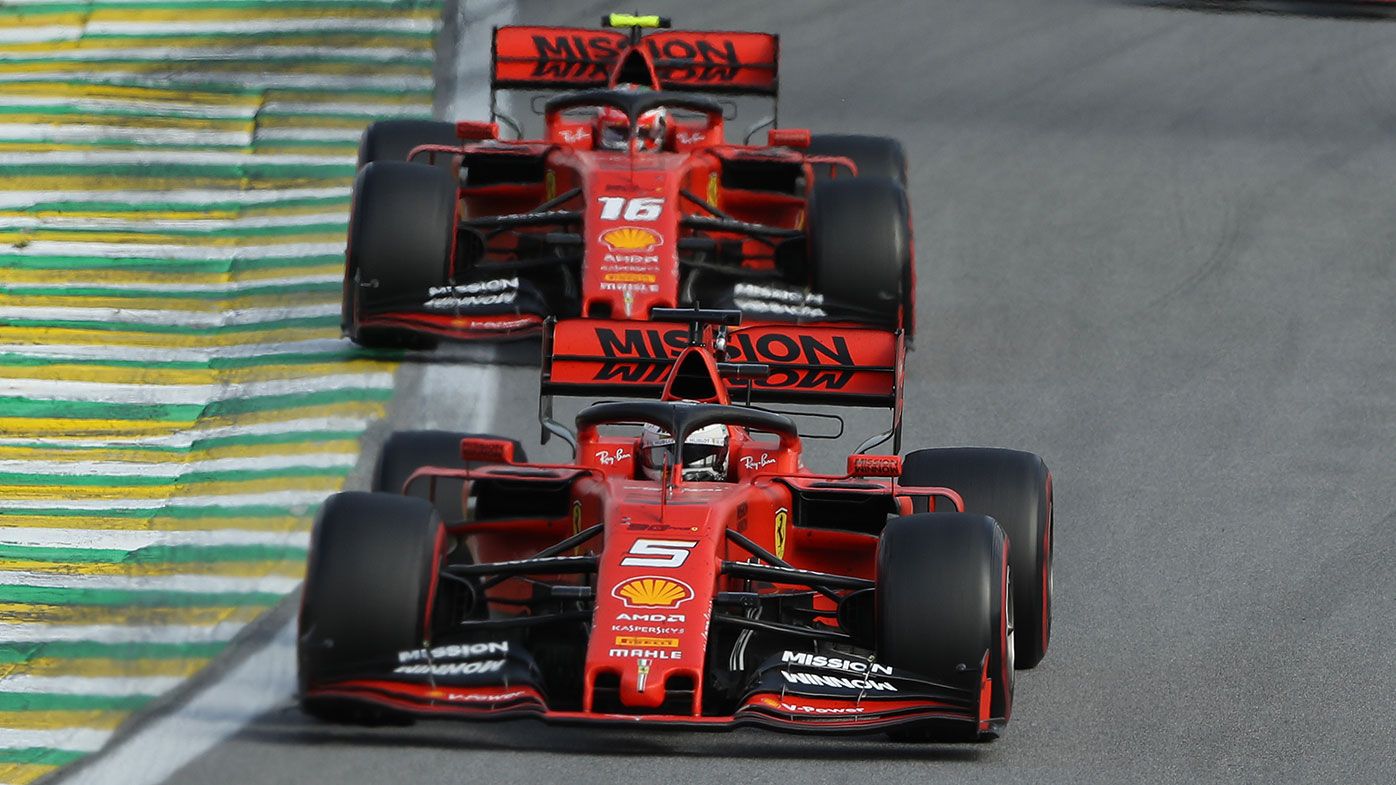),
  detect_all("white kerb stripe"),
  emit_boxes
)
[59,620,298,785]
[0,675,189,698]
[7,241,342,260]
[0,187,349,208]
[0,373,394,406]
[0,528,312,550]
[0,453,357,476]
[0,729,114,754]
[0,622,248,644]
